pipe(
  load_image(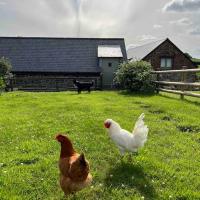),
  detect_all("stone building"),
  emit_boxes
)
[128,38,195,70]
[127,38,196,82]
[0,37,127,91]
